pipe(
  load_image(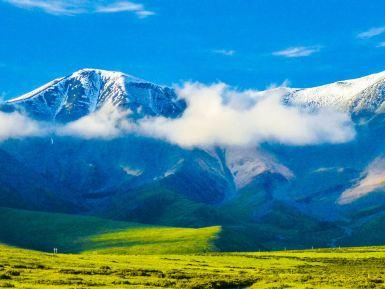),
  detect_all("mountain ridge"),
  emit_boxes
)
[5,68,185,122]
[2,68,385,250]
[6,69,385,119]
[287,70,385,113]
